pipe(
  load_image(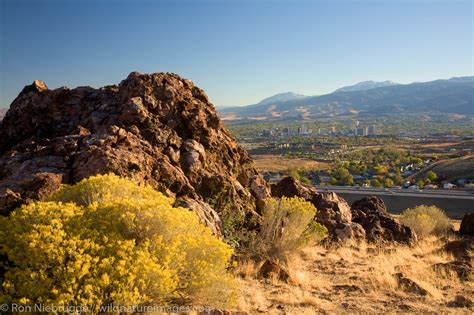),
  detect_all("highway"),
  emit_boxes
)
[316,186,474,199]
[315,186,474,218]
